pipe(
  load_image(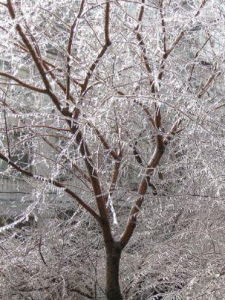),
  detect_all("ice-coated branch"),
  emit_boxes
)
[81,0,111,94]
[0,72,47,94]
[0,151,101,222]
[120,118,181,248]
[66,0,85,103]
